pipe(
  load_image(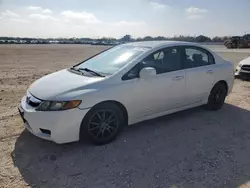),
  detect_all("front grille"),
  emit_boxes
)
[242,65,250,71]
[26,93,42,108]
